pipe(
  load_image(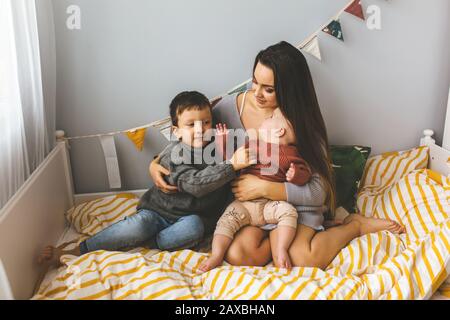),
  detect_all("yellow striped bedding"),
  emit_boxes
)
[358,146,429,192]
[33,147,450,300]
[66,193,139,243]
